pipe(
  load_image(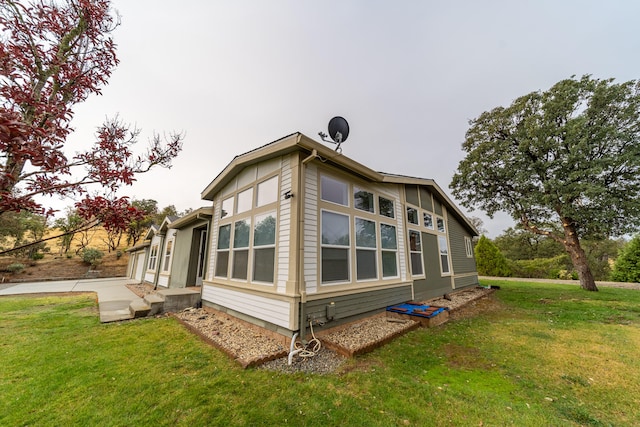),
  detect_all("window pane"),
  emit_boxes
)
[423,212,434,229]
[407,207,419,225]
[254,212,276,246]
[321,248,349,282]
[380,224,397,249]
[221,197,234,218]
[409,230,421,251]
[321,211,349,246]
[355,217,376,248]
[217,224,231,249]
[215,251,229,277]
[354,187,374,213]
[237,188,253,213]
[382,251,398,277]
[379,196,394,218]
[410,253,423,275]
[233,219,250,248]
[437,218,445,233]
[257,176,278,207]
[253,247,275,283]
[321,175,348,206]
[163,240,172,271]
[356,249,377,280]
[232,249,249,280]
